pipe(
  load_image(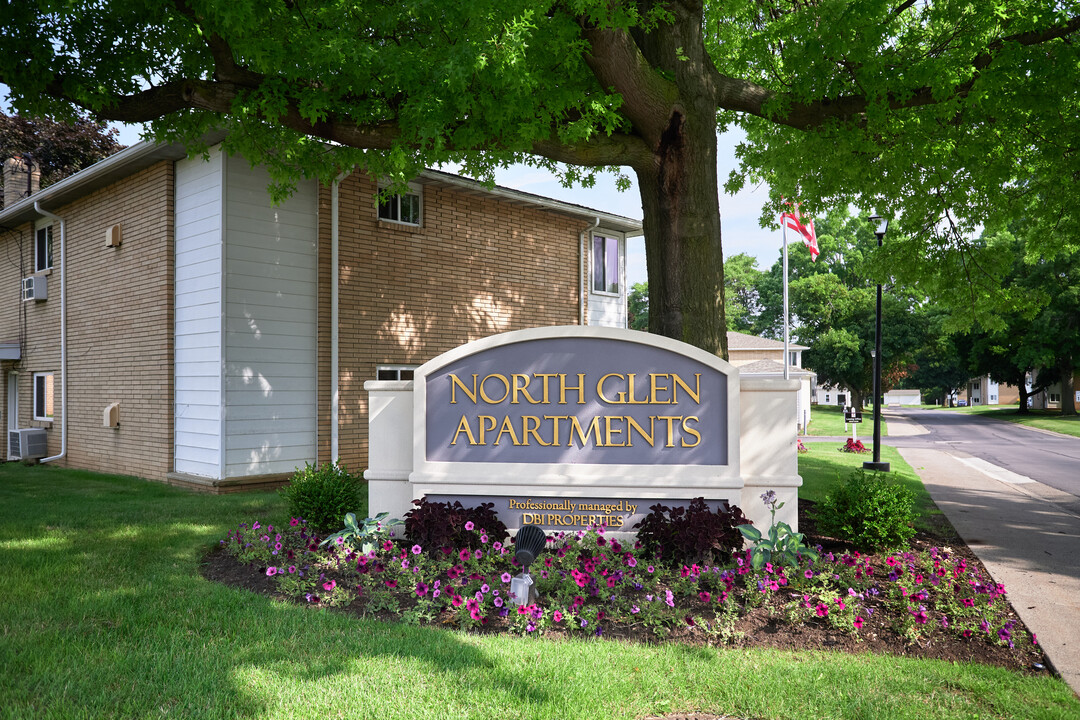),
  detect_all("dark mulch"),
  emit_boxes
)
[201,500,1054,679]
